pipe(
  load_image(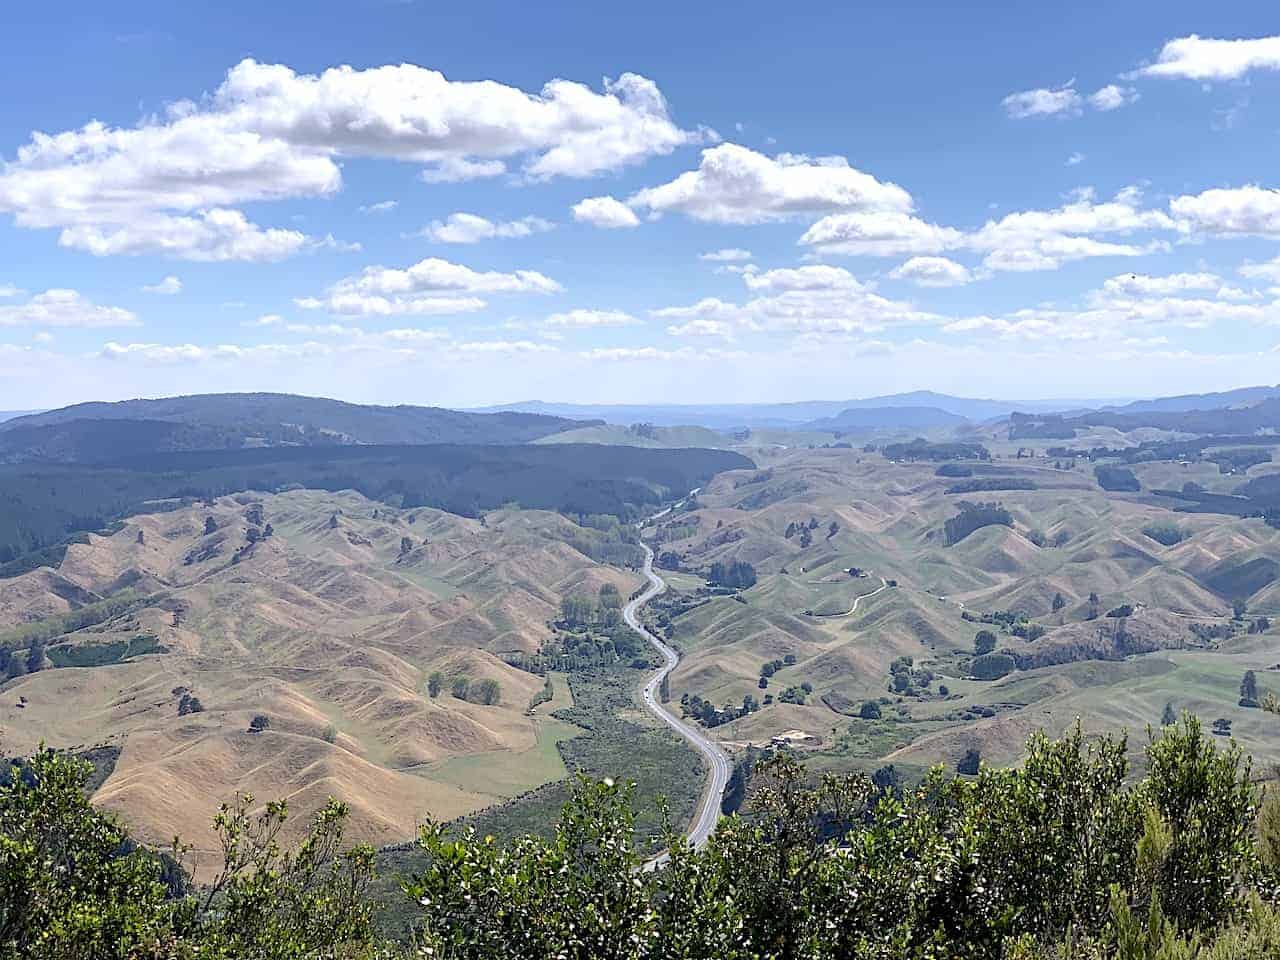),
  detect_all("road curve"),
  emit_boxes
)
[625,502,732,853]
